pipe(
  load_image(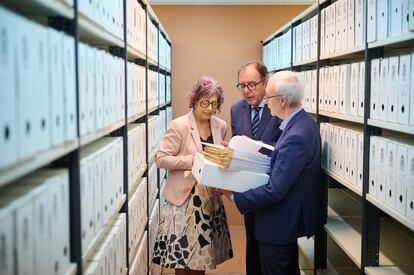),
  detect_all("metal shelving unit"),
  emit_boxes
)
[0,1,172,274]
[262,0,414,274]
